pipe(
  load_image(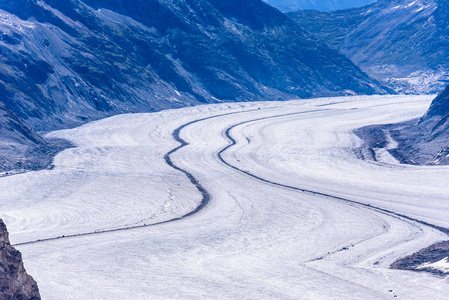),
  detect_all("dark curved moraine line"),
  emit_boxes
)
[217,113,449,236]
[14,109,255,246]
[15,106,448,247]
